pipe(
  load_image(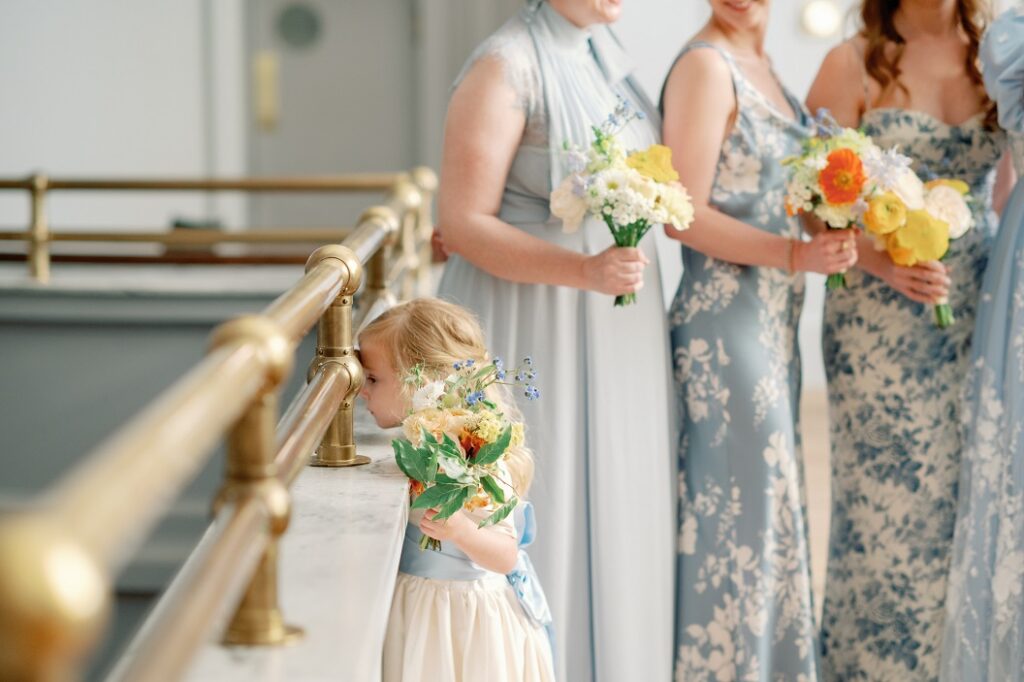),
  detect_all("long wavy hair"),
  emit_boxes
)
[859,0,997,129]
